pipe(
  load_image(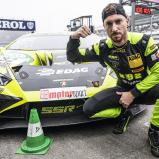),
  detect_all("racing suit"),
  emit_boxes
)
[66,32,159,127]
